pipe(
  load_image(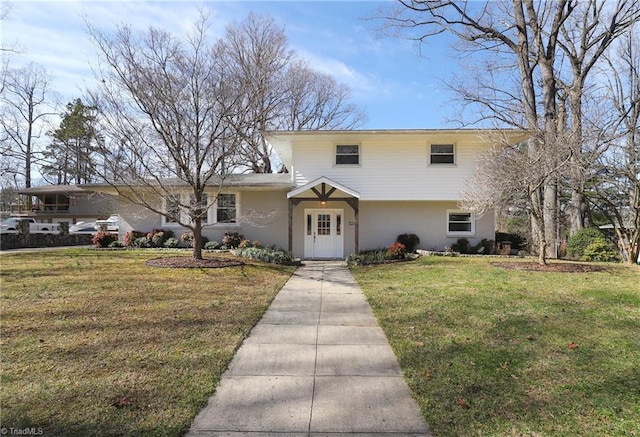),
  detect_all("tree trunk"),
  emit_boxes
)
[543,182,558,259]
[192,218,203,260]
